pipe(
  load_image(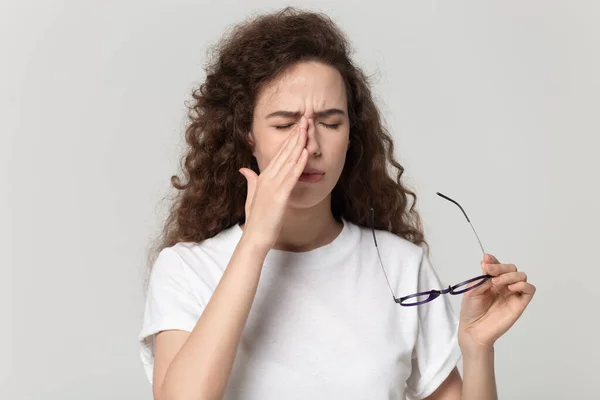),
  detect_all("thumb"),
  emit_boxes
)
[239,167,258,195]
[481,253,498,274]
